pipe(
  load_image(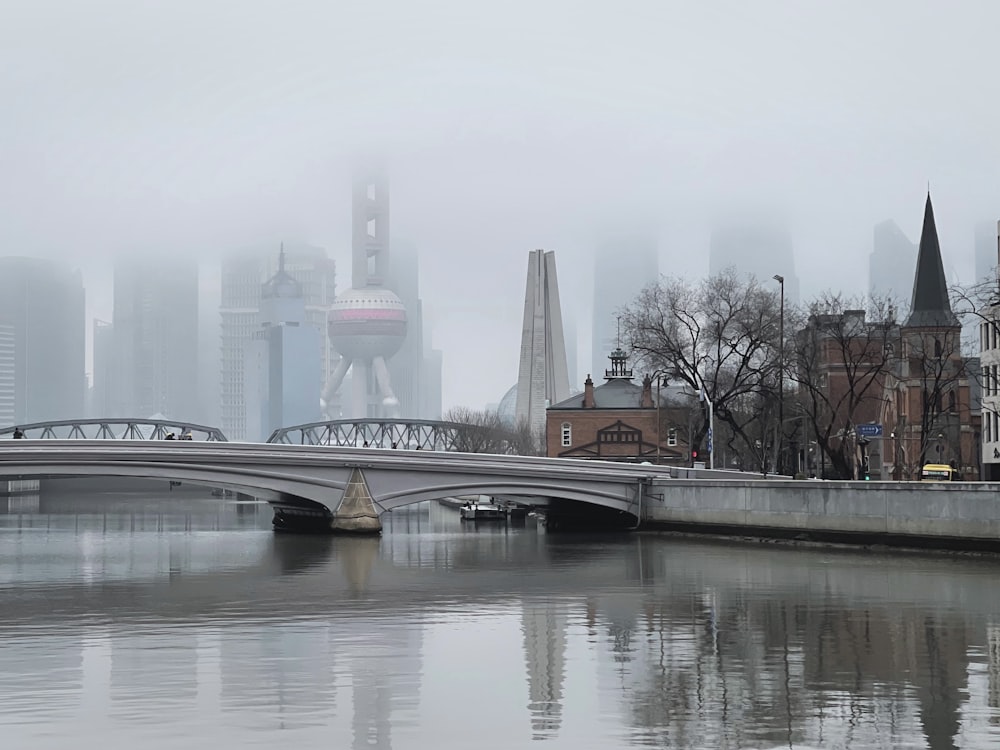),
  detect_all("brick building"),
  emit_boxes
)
[883,195,979,479]
[801,194,980,479]
[545,348,691,463]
